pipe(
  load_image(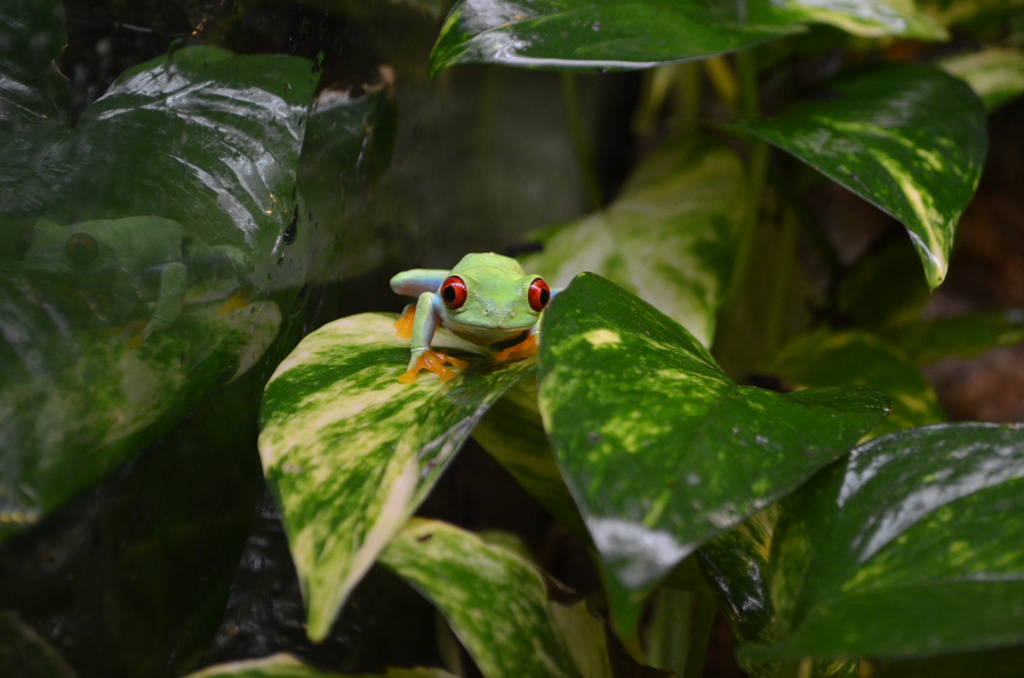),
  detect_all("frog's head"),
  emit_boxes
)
[438,267,551,345]
[23,219,109,274]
